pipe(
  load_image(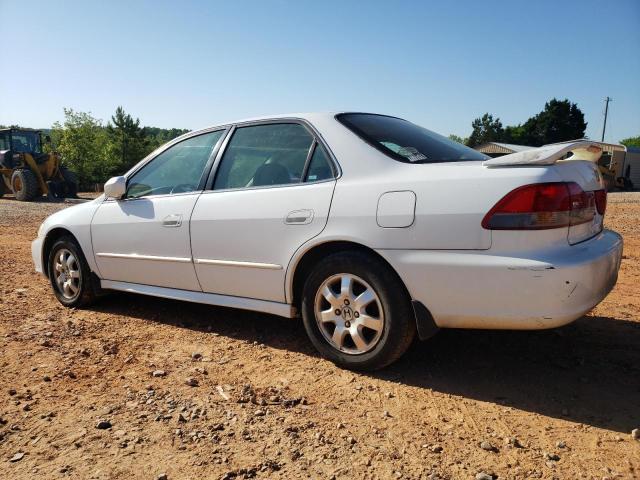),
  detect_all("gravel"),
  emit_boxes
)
[479,441,497,452]
[95,420,112,430]
[544,452,560,461]
[1,195,638,479]
[184,377,199,387]
[9,452,25,462]
[475,473,493,480]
